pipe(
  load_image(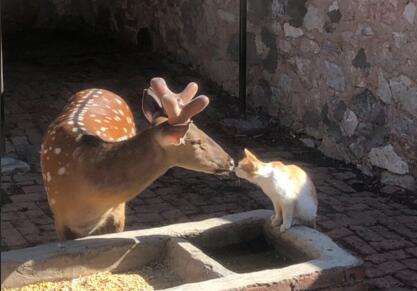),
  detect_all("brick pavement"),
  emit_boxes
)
[1,36,417,290]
